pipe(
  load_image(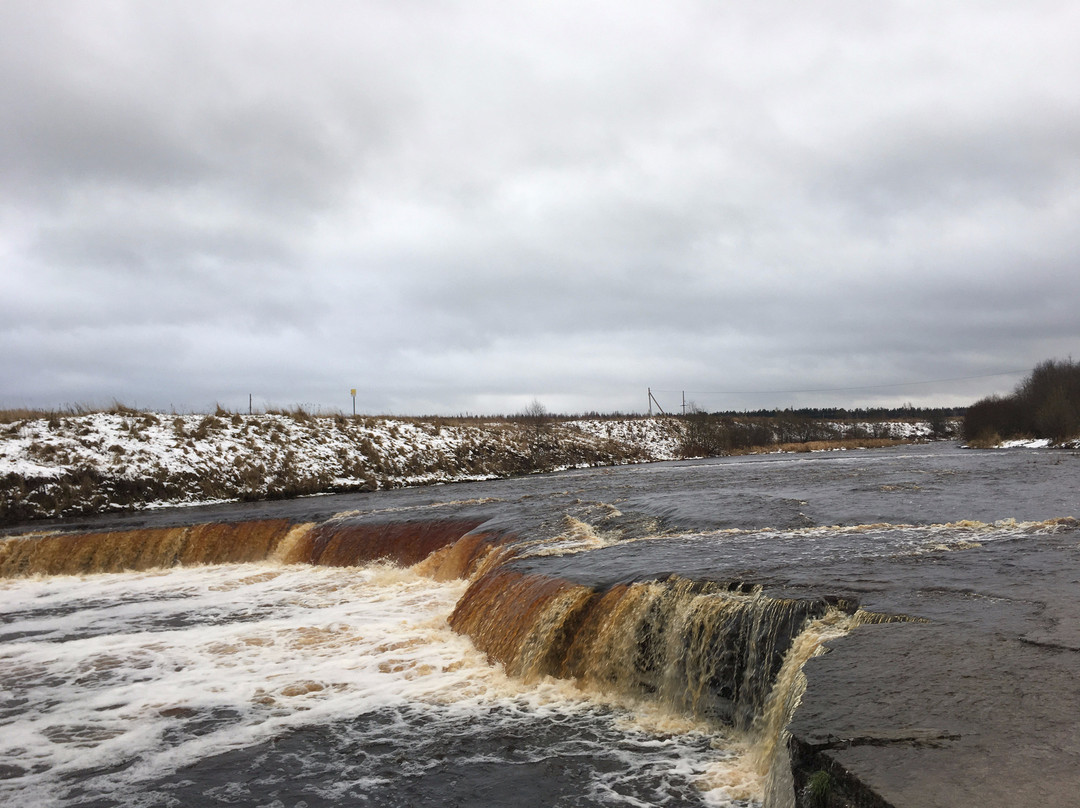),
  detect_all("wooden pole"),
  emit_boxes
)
[648,388,667,416]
